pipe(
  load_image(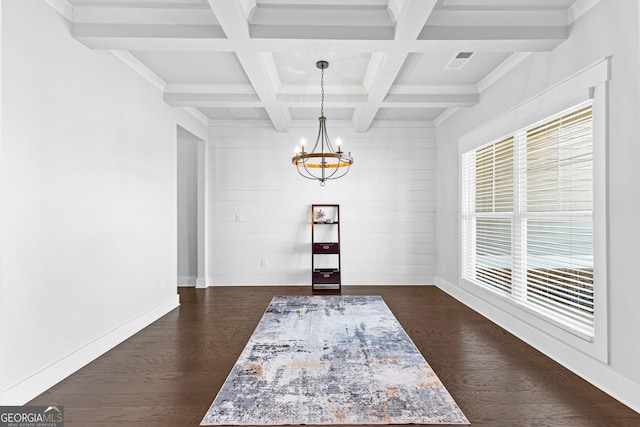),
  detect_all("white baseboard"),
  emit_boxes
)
[178,276,196,286]
[205,283,435,287]
[346,283,435,286]
[1,295,180,405]
[195,277,208,288]
[435,276,640,415]
[207,283,305,287]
